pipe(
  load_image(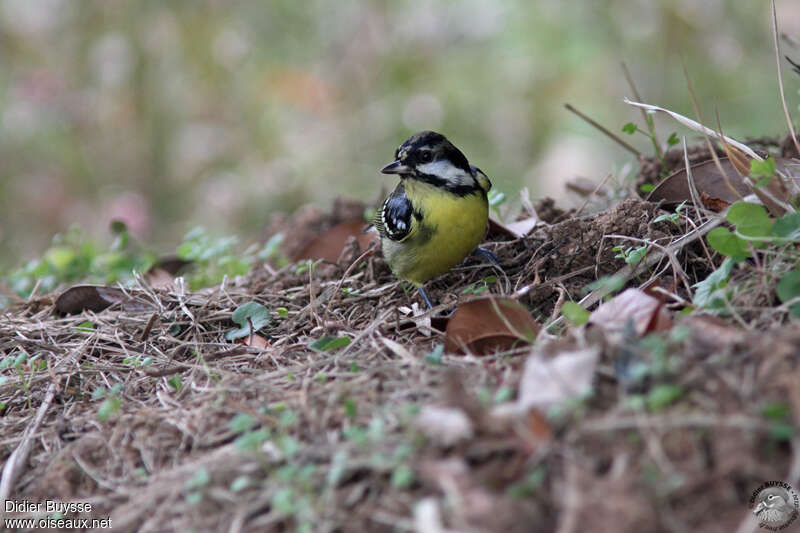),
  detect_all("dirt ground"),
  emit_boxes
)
[2,145,800,532]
